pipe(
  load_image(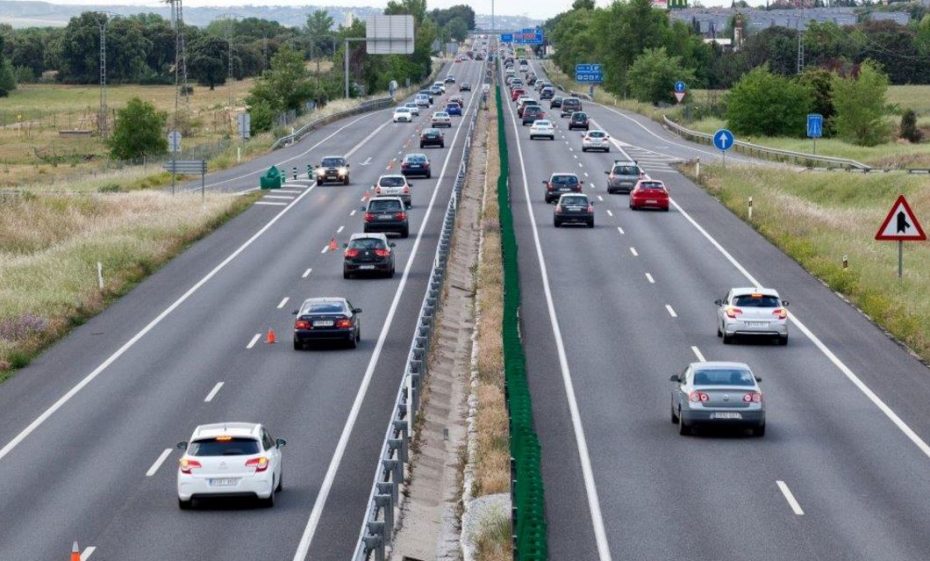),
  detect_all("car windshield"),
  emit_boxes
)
[551,175,579,186]
[693,369,755,387]
[379,176,406,187]
[350,238,386,250]
[589,131,606,138]
[733,294,781,307]
[614,165,639,175]
[396,107,410,113]
[369,199,403,211]
[561,196,587,206]
[189,437,260,456]
[321,158,345,167]
[305,301,347,314]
